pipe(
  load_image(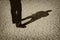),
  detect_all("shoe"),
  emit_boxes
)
[17,25,26,28]
[16,23,26,28]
